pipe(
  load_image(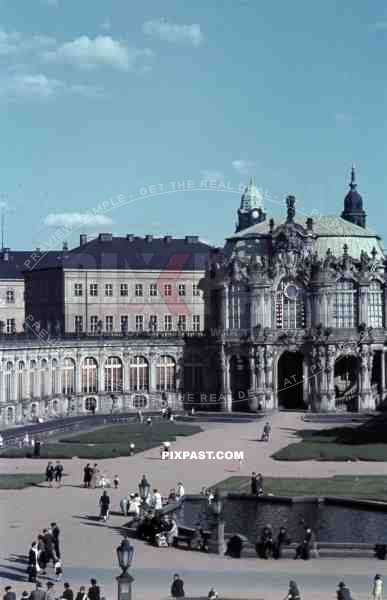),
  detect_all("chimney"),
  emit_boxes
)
[306,218,314,232]
[145,235,153,243]
[126,234,135,242]
[185,235,199,244]
[62,241,69,251]
[164,235,172,244]
[2,247,10,261]
[98,233,112,242]
[80,234,87,246]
